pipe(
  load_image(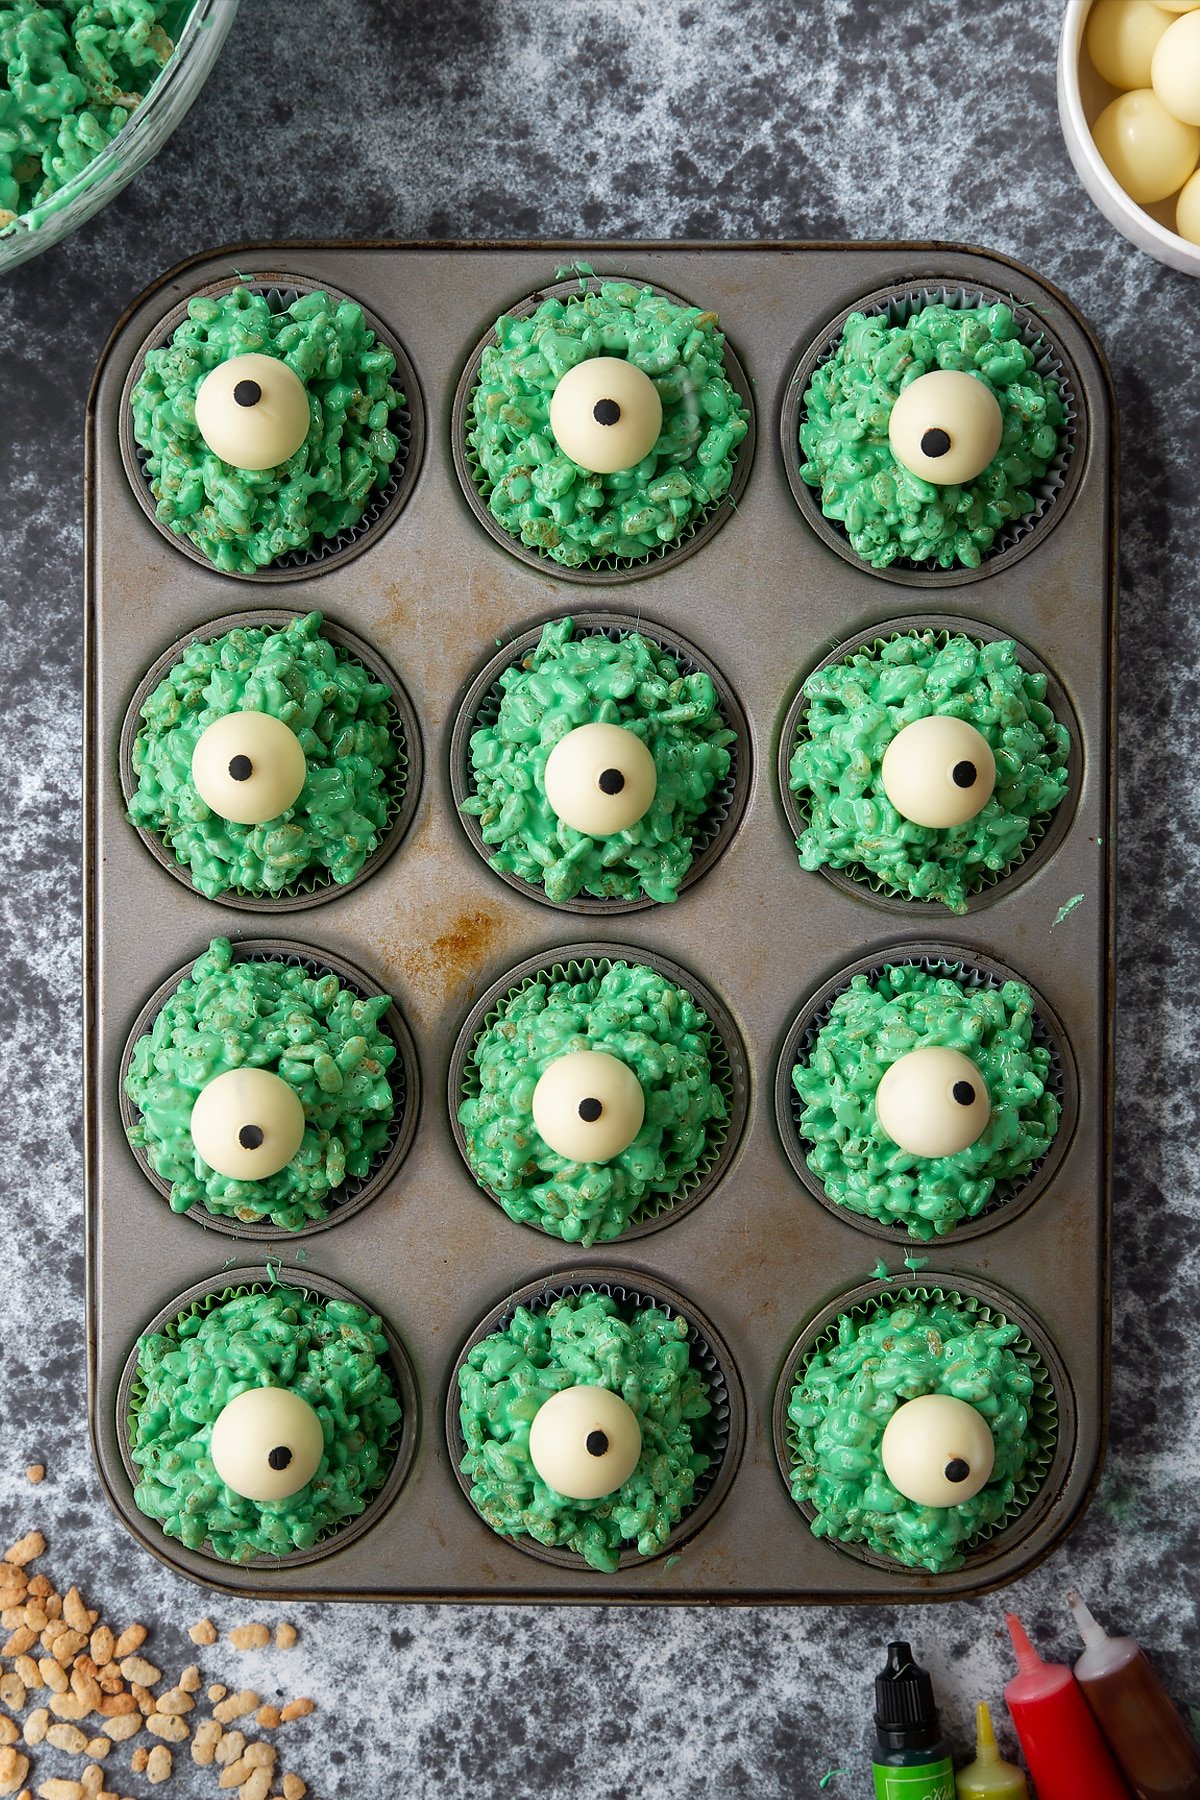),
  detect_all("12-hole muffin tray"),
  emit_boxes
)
[85,242,1115,1601]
